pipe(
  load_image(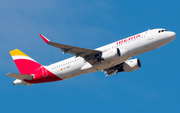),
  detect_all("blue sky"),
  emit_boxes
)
[1,0,180,113]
